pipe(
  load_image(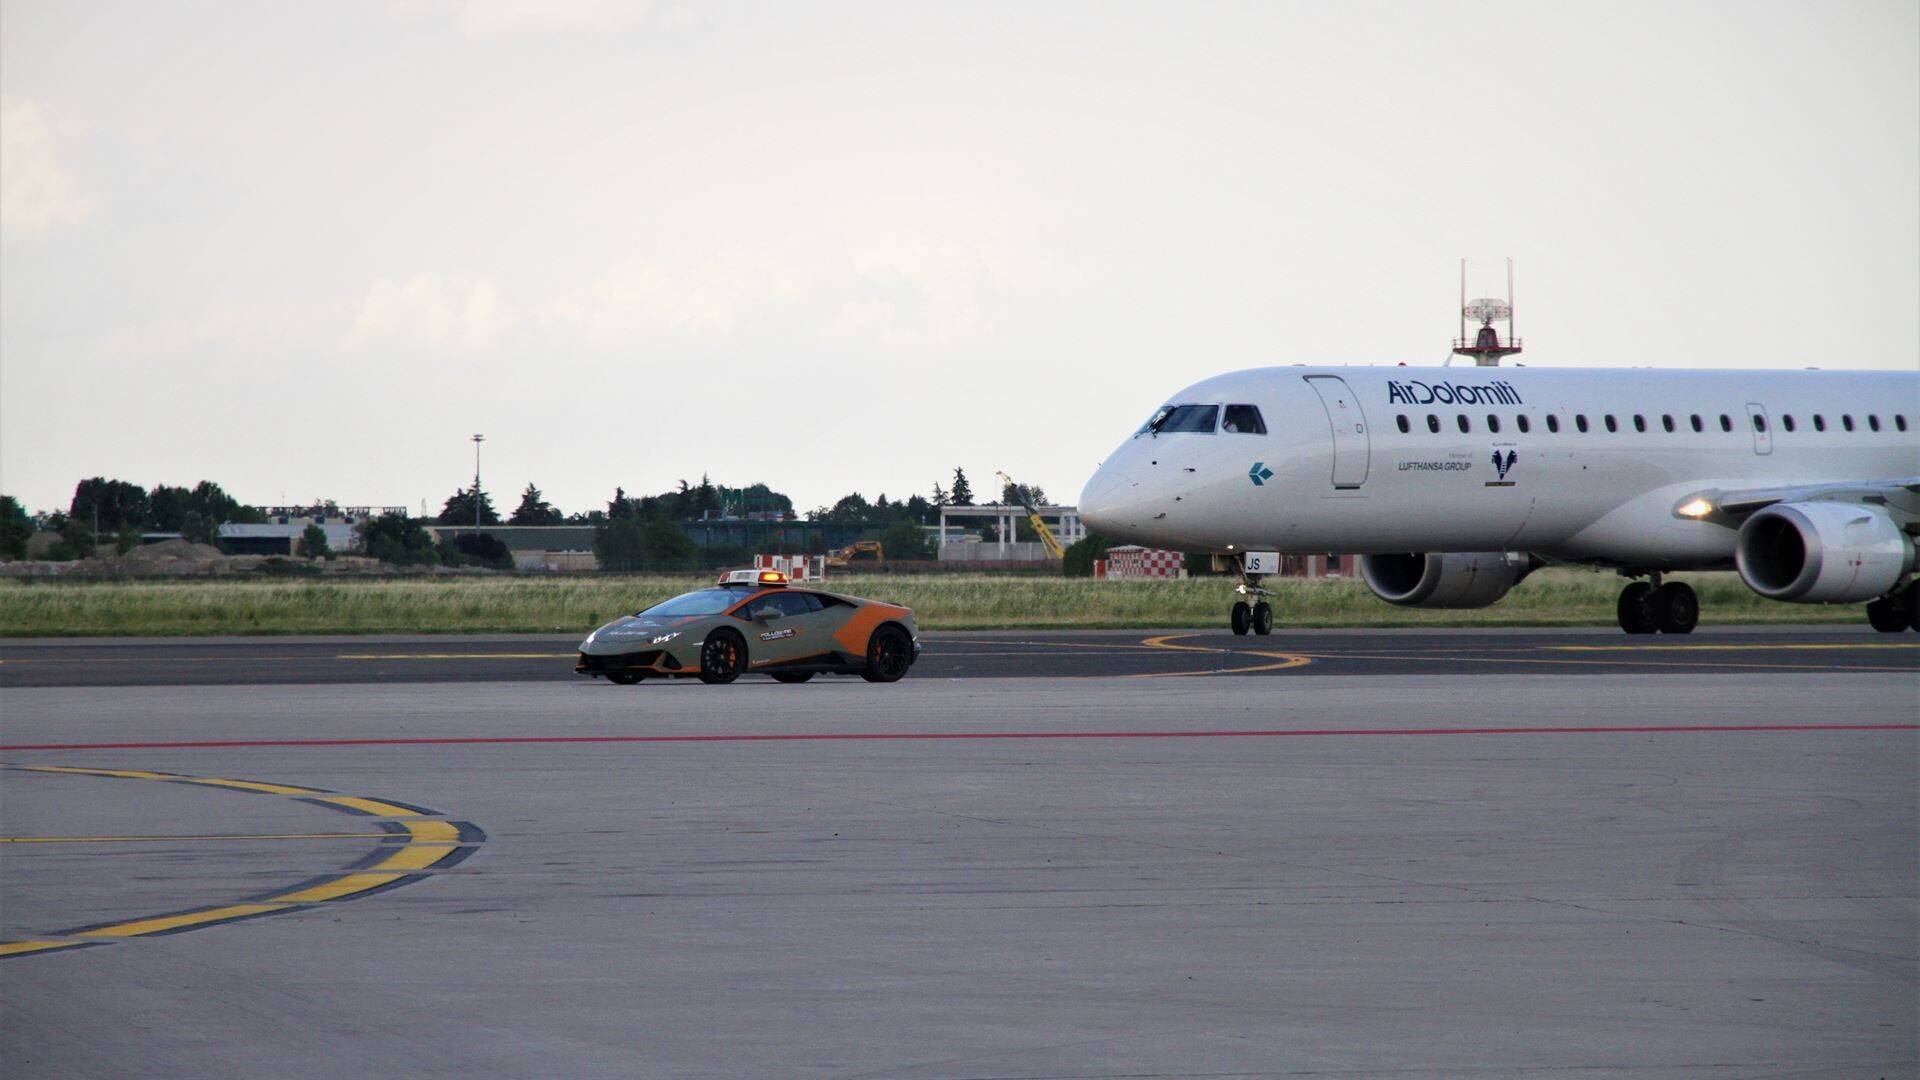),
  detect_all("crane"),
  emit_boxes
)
[995,470,1067,560]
